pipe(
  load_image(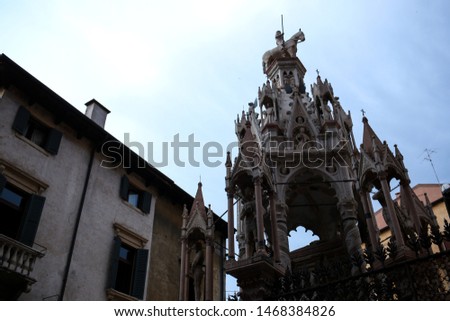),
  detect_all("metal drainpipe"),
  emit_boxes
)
[59,147,95,300]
